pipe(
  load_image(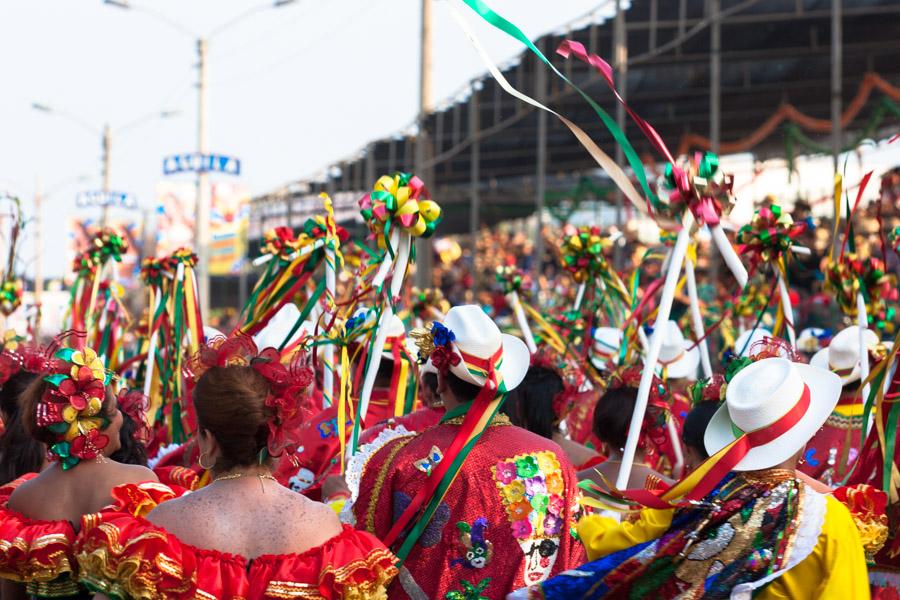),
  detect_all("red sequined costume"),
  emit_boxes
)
[275,390,398,497]
[75,511,398,599]
[799,388,863,484]
[352,415,586,600]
